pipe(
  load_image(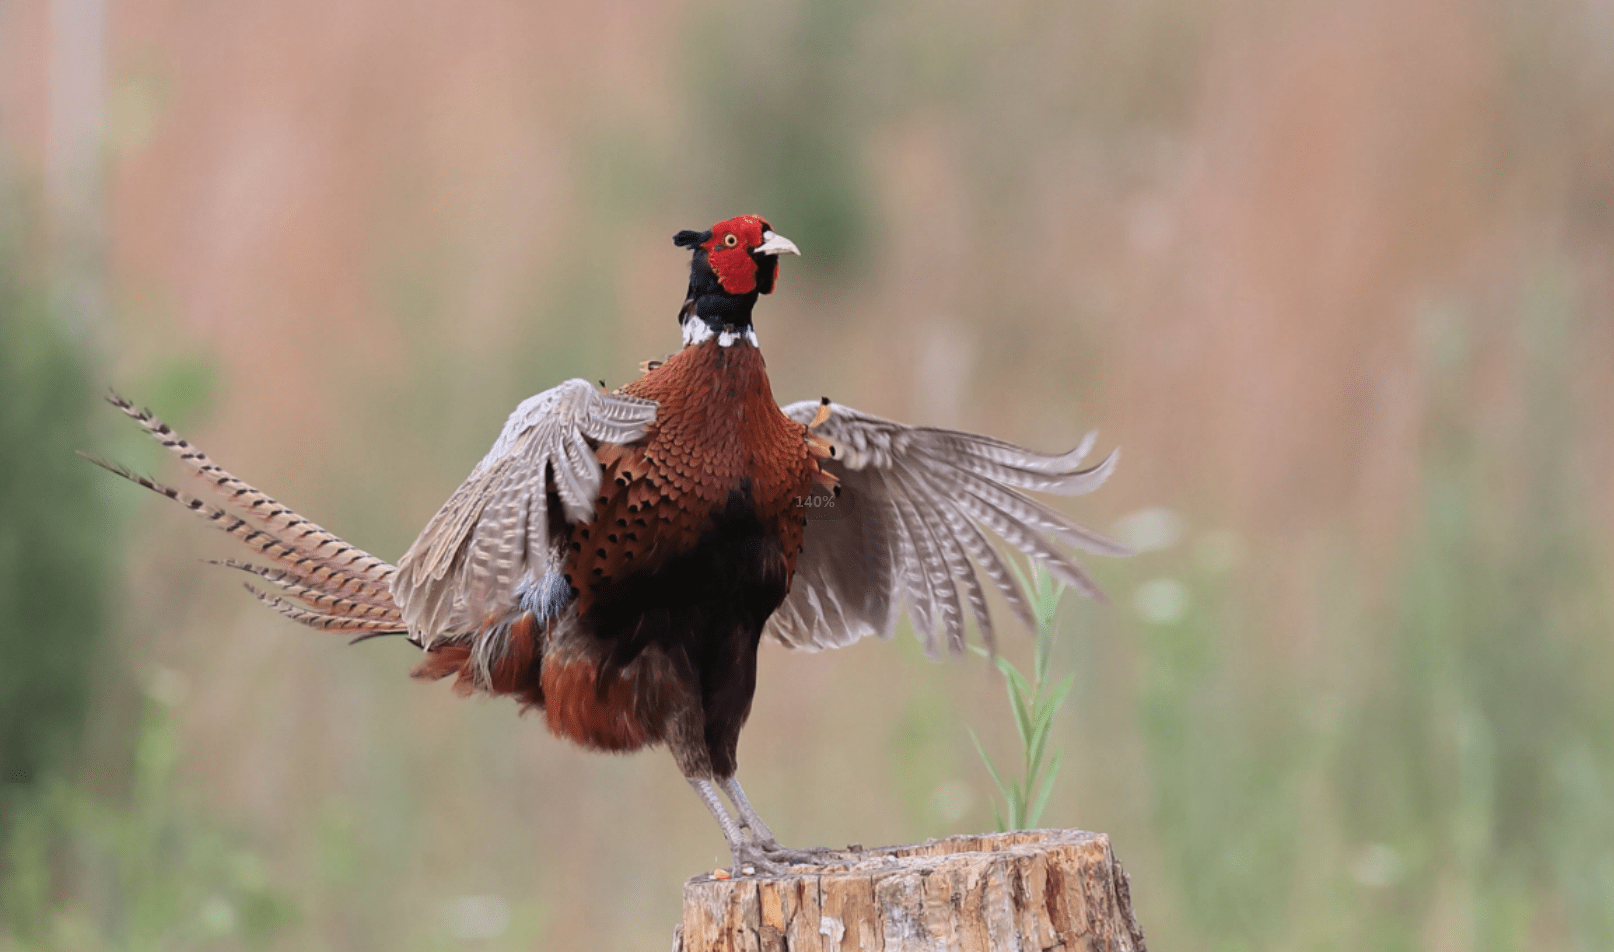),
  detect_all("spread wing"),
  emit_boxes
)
[767,401,1129,655]
[392,378,658,644]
